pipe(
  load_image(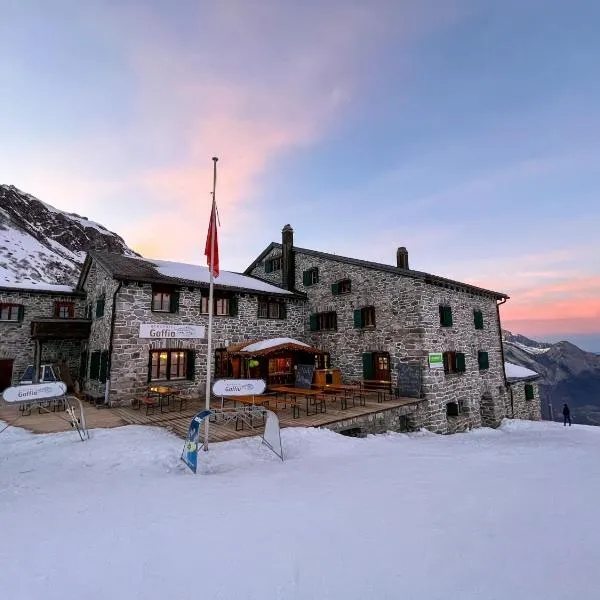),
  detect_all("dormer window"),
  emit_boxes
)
[265,256,282,273]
